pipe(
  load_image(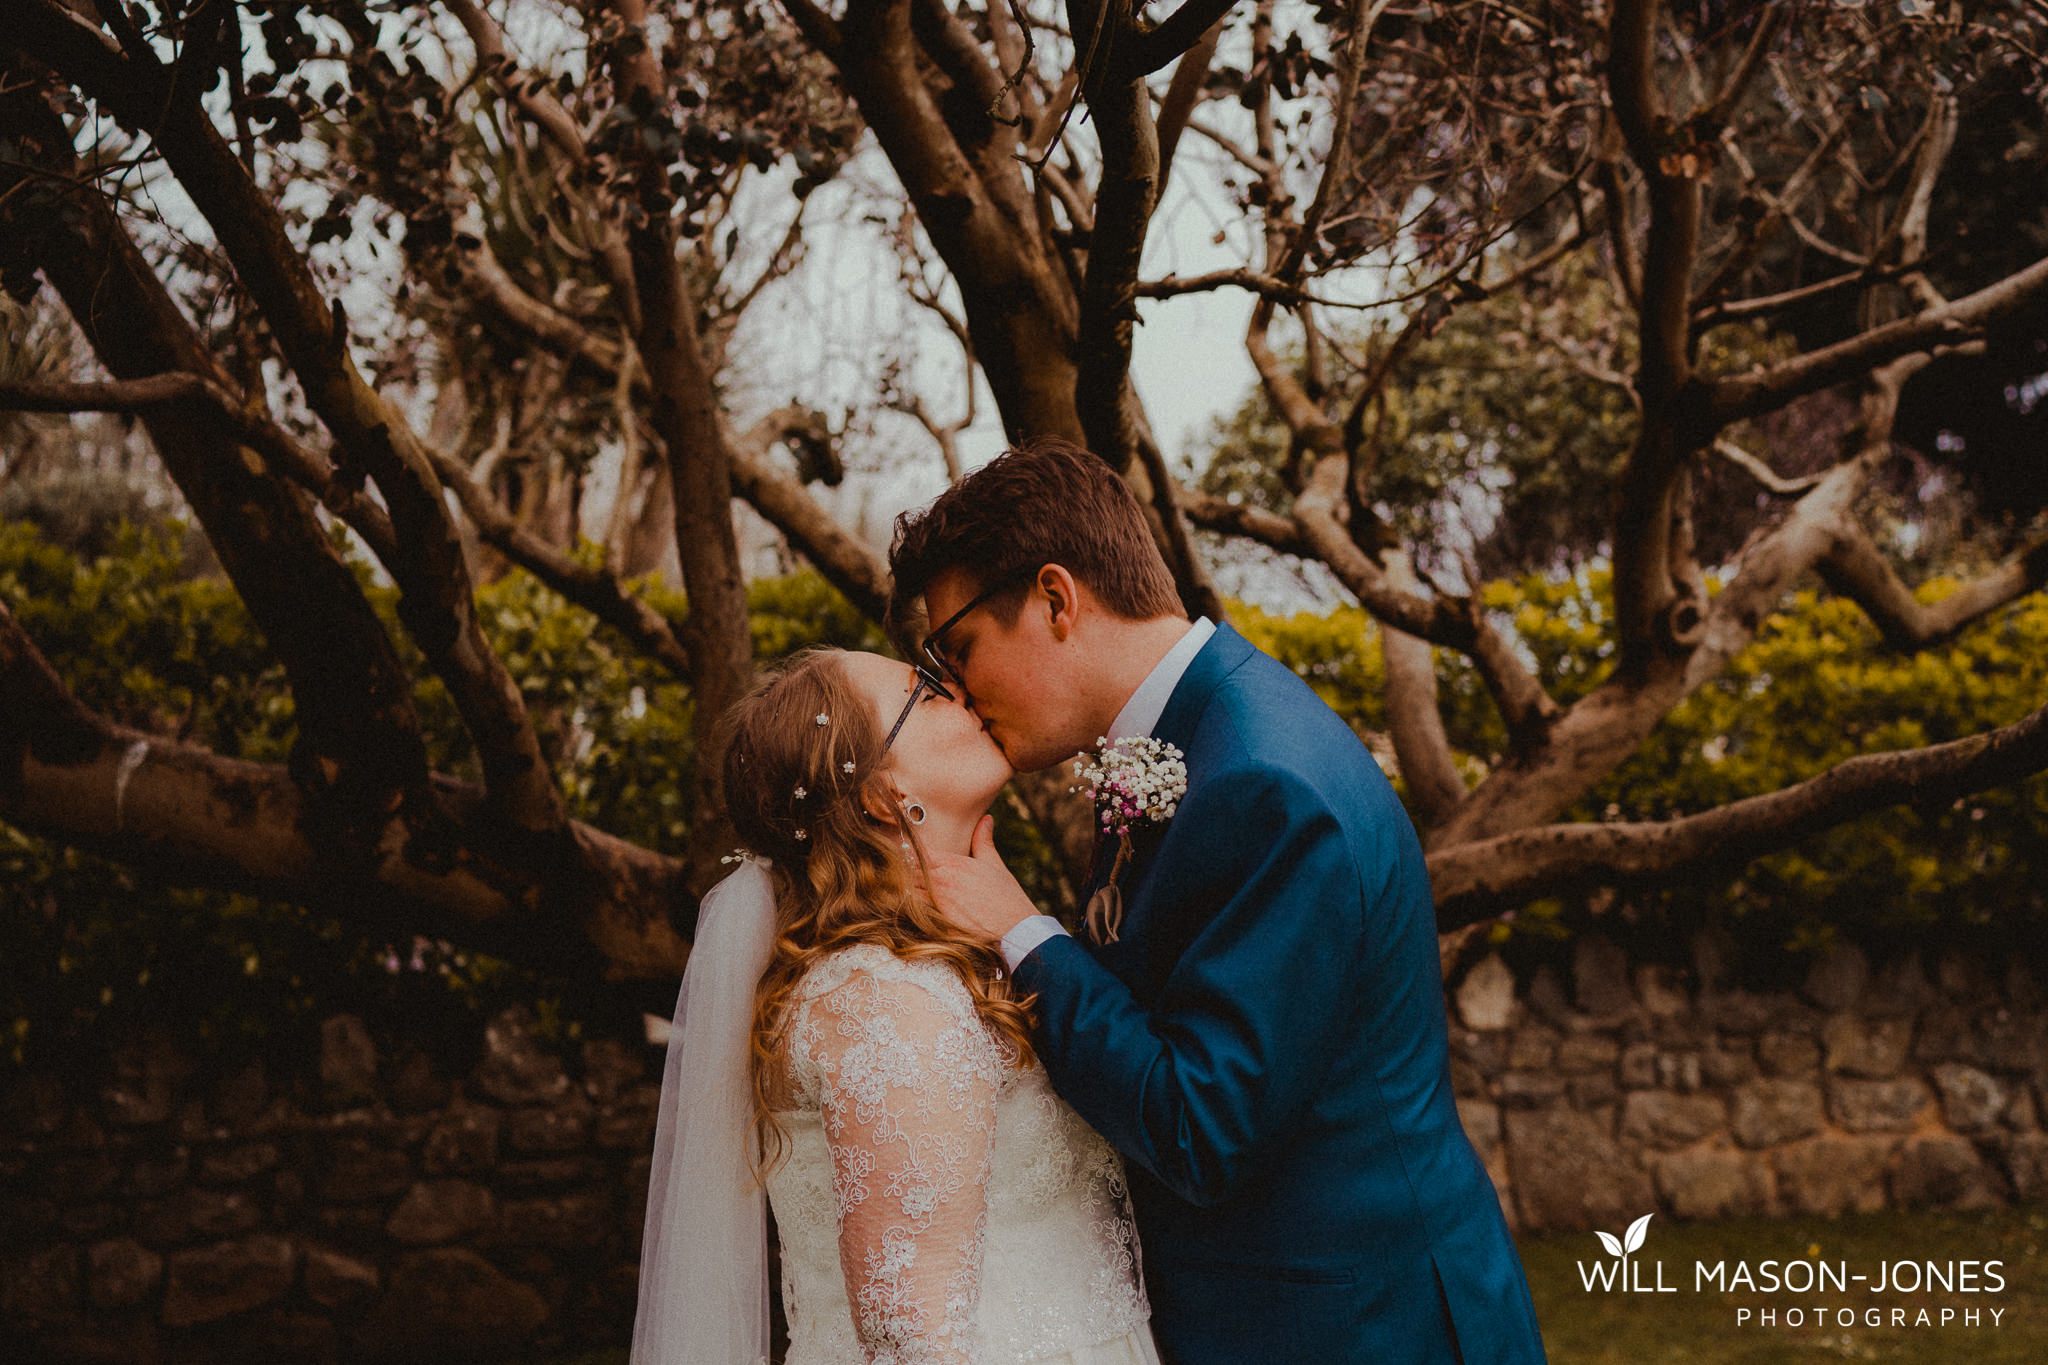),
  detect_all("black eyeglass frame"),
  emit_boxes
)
[882,674,940,754]
[914,568,1038,693]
